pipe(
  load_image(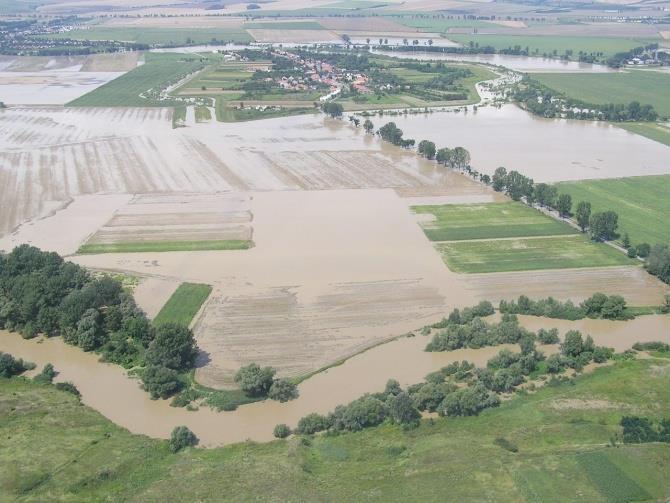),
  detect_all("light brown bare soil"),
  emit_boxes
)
[247,29,341,43]
[317,17,412,32]
[80,51,140,72]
